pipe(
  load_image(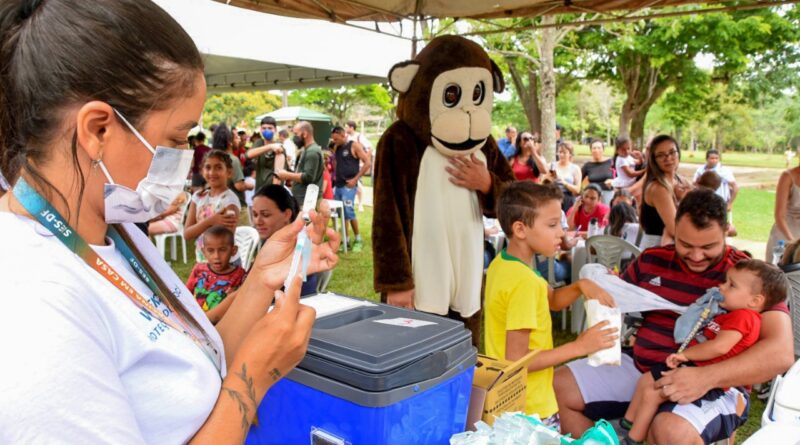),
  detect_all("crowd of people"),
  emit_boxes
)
[483,127,796,444]
[0,1,796,444]
[134,116,375,322]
